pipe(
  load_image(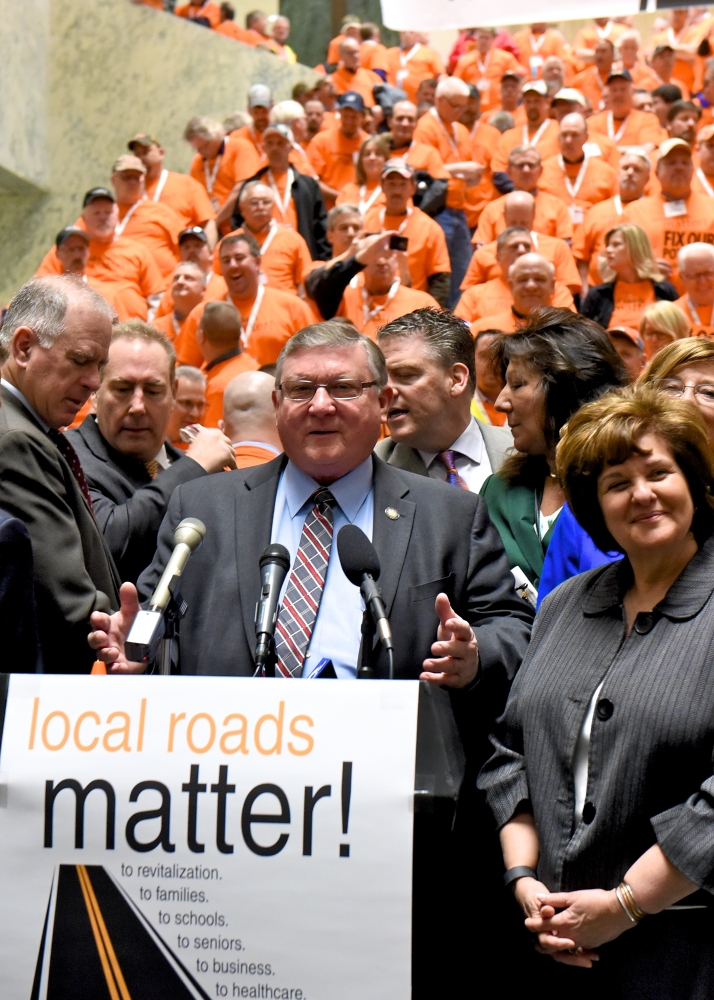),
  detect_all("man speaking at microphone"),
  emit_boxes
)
[90,322,532,688]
